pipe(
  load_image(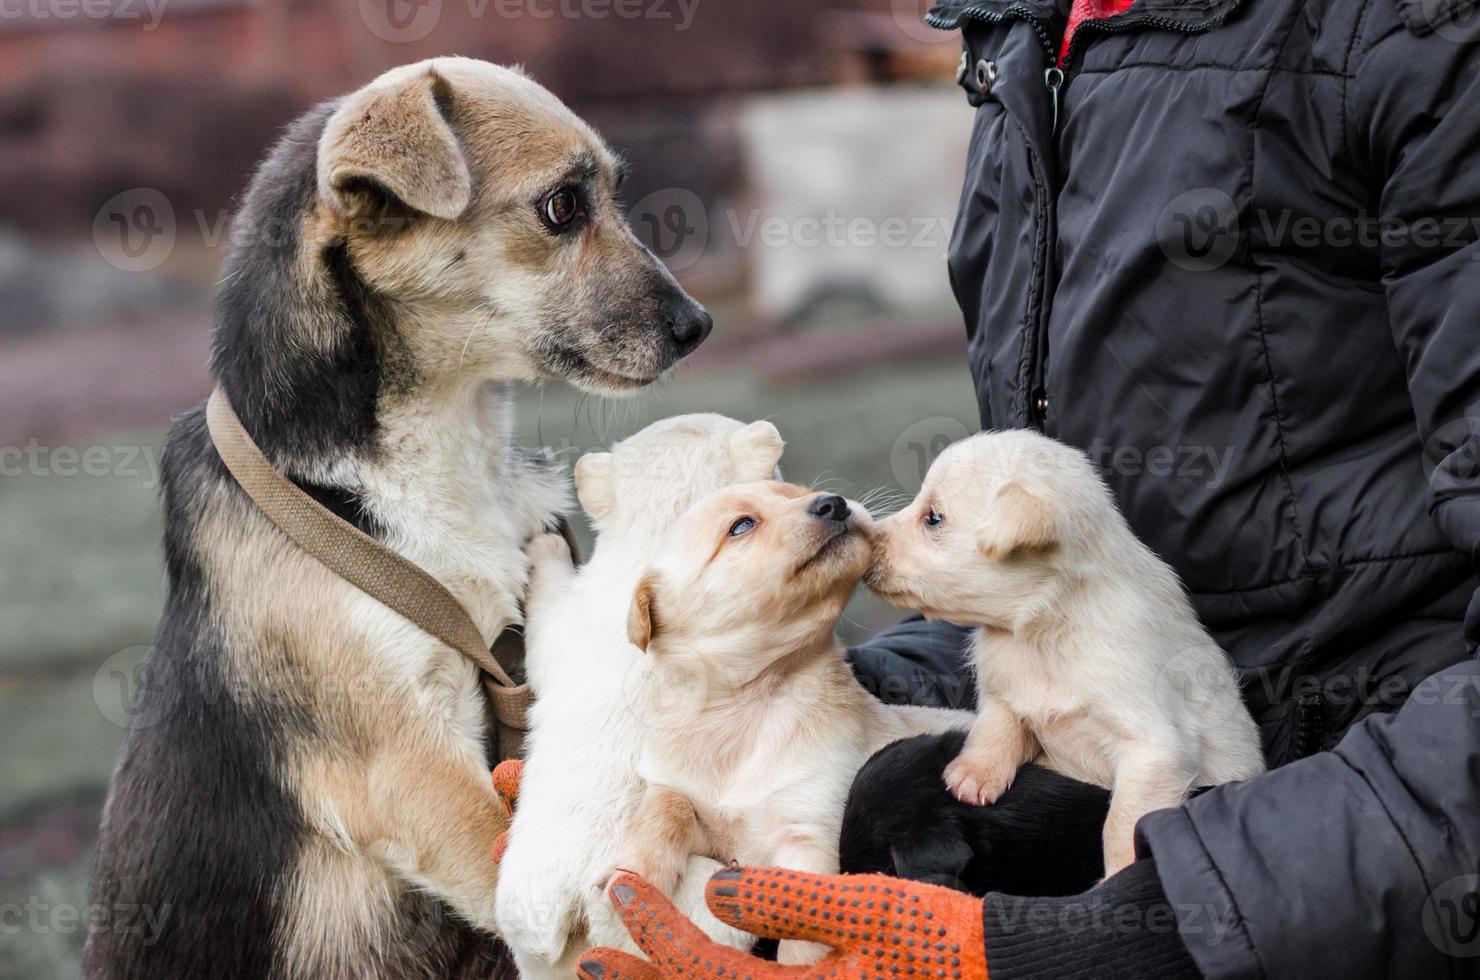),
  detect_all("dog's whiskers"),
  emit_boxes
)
[458,312,492,371]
